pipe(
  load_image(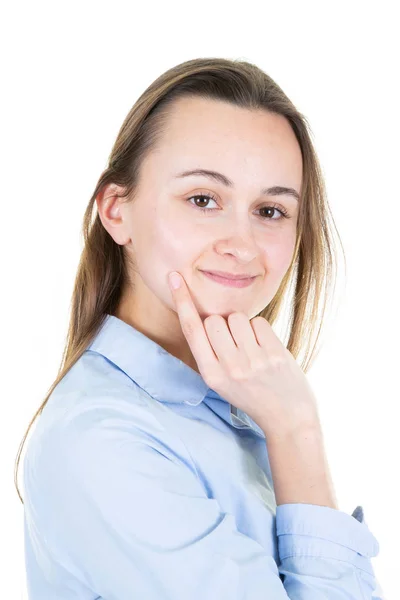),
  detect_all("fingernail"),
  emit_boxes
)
[169,272,181,289]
